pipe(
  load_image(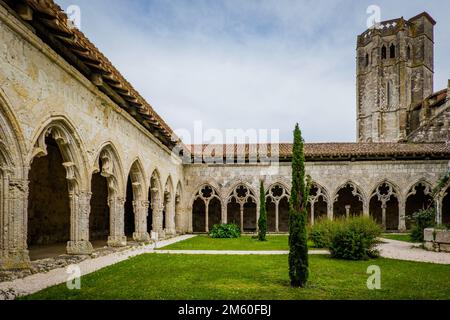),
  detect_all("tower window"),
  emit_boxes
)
[390,44,396,58]
[407,46,411,60]
[381,45,387,60]
[365,54,369,67]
